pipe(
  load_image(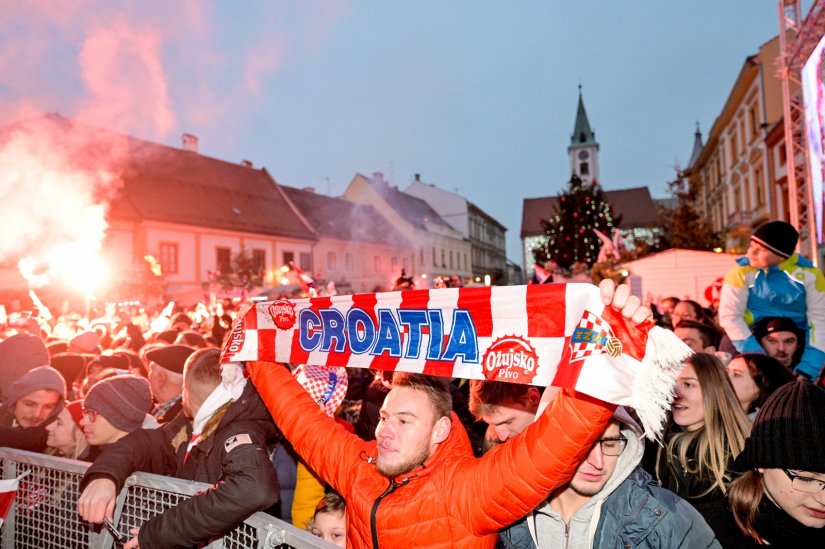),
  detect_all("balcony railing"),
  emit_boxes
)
[727,210,753,227]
